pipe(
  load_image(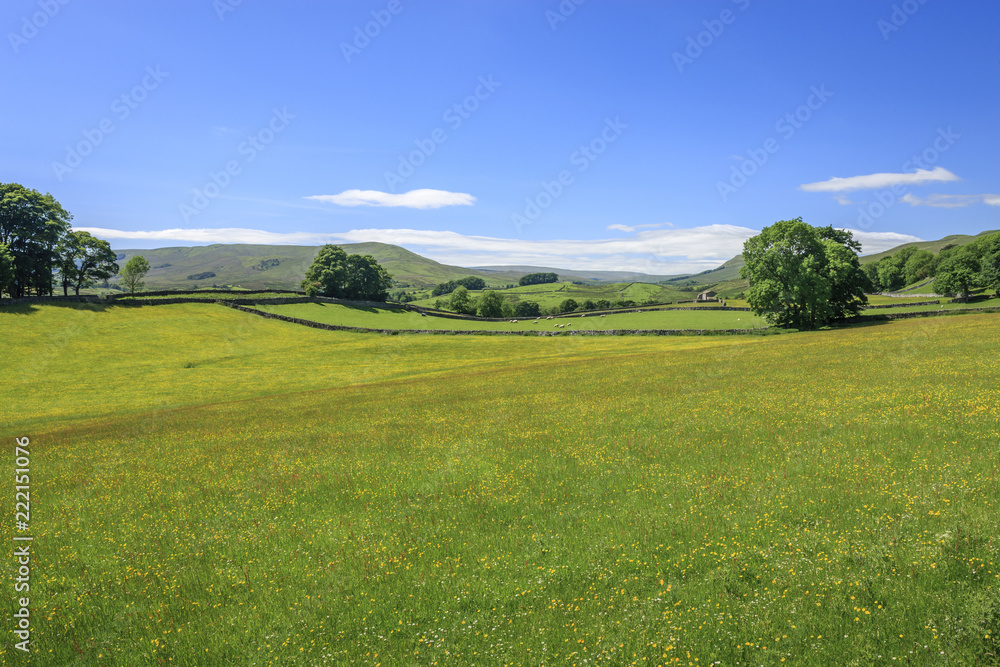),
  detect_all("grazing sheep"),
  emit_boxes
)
[600,314,606,318]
